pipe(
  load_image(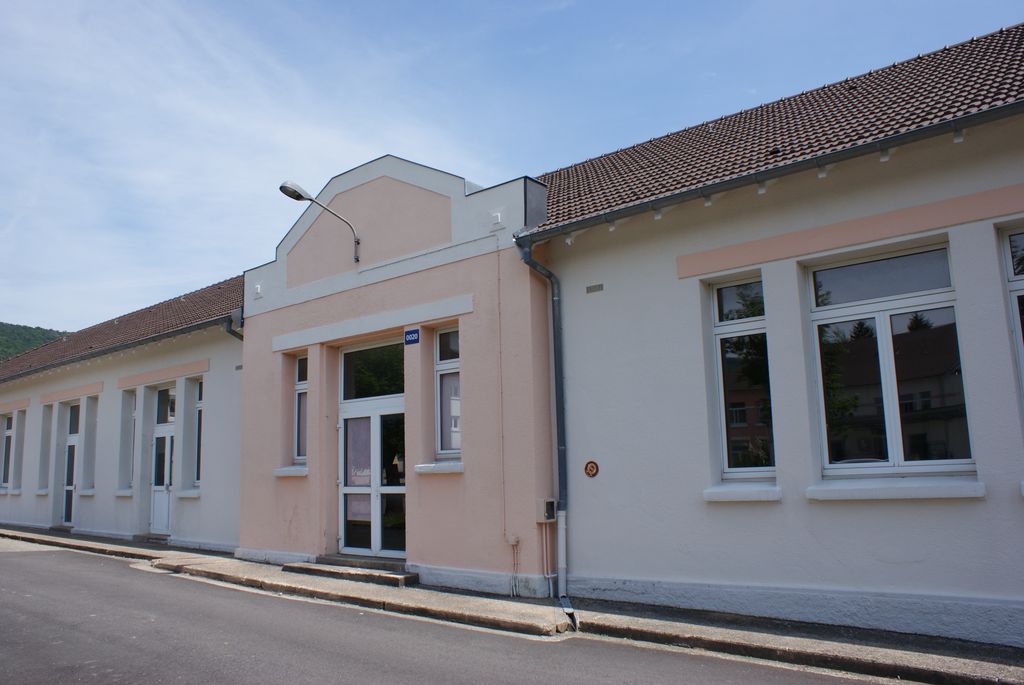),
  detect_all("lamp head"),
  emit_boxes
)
[279,181,312,202]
